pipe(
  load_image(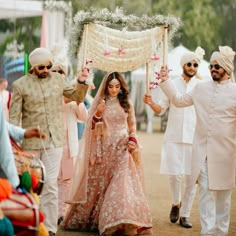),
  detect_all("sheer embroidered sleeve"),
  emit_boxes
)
[127,100,137,143]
